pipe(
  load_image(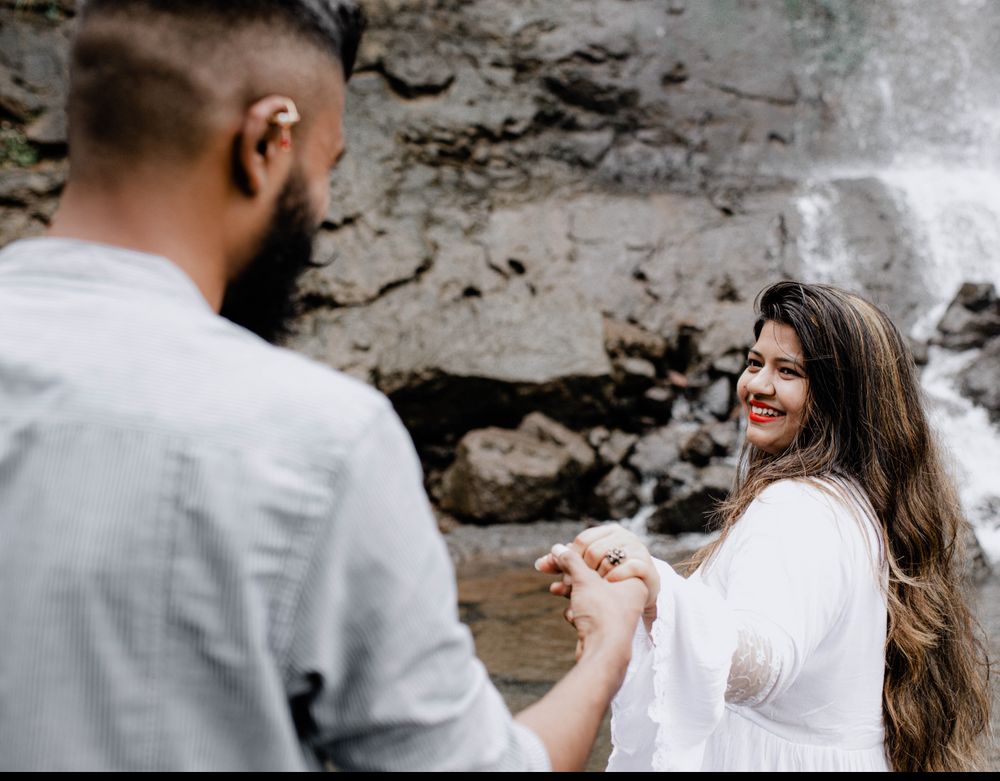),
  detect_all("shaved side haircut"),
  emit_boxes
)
[68,0,364,169]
